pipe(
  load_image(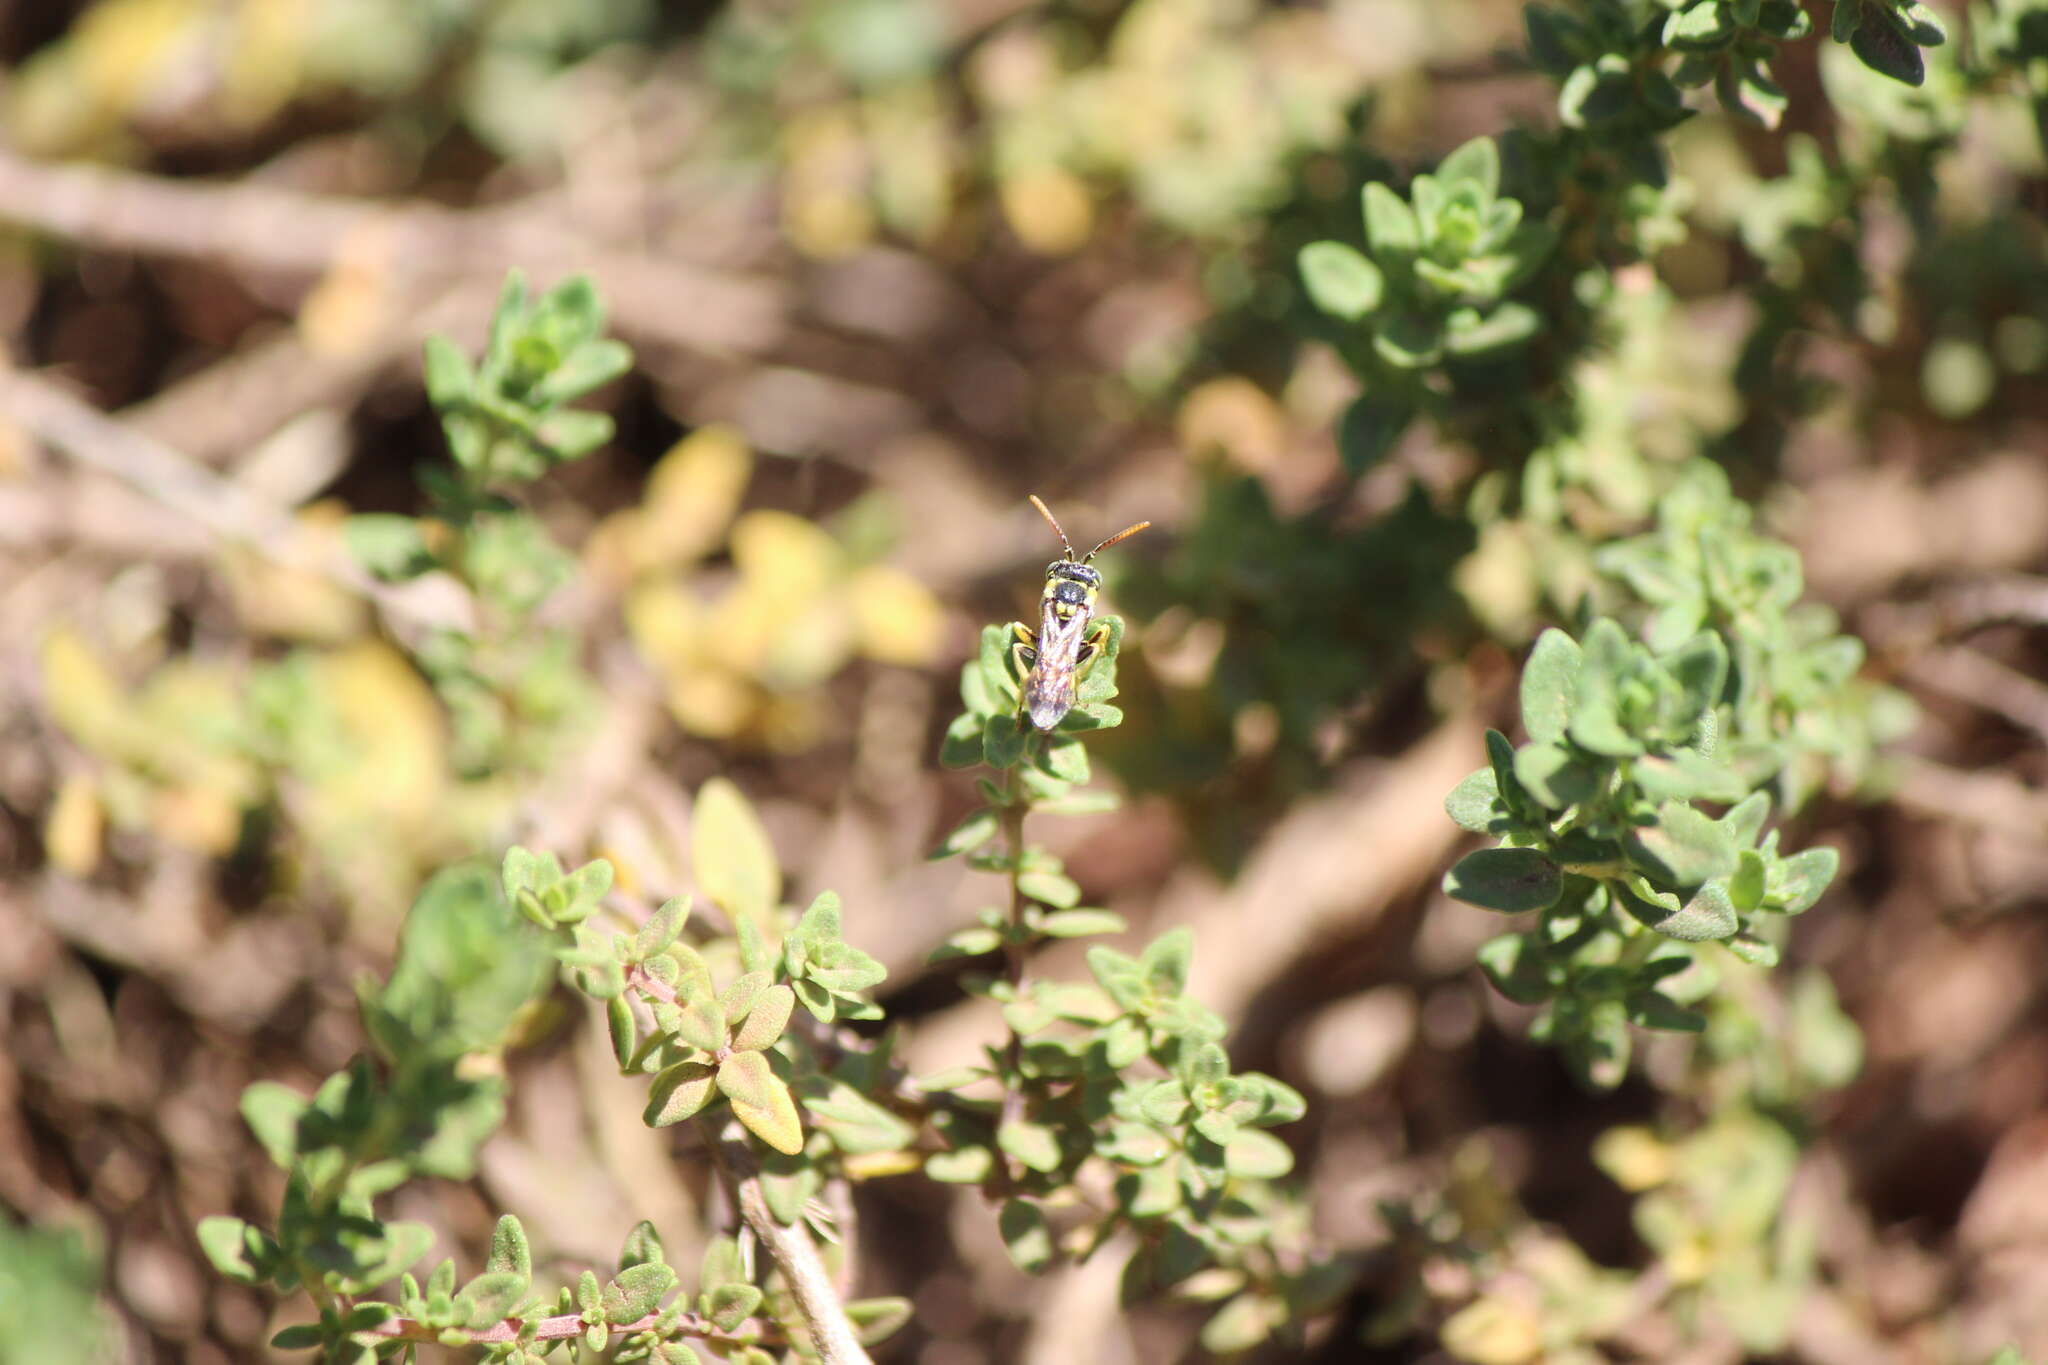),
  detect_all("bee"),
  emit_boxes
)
[1013,495,1151,731]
